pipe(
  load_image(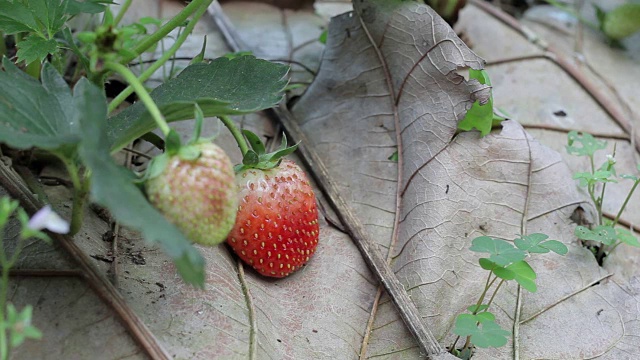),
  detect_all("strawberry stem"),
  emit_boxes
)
[104,61,171,136]
[107,0,211,113]
[218,115,249,156]
[119,0,214,65]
